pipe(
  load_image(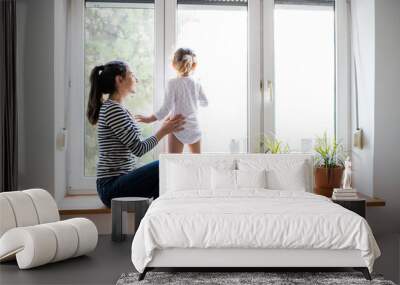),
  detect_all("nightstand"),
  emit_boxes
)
[331,193,386,218]
[332,198,366,217]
